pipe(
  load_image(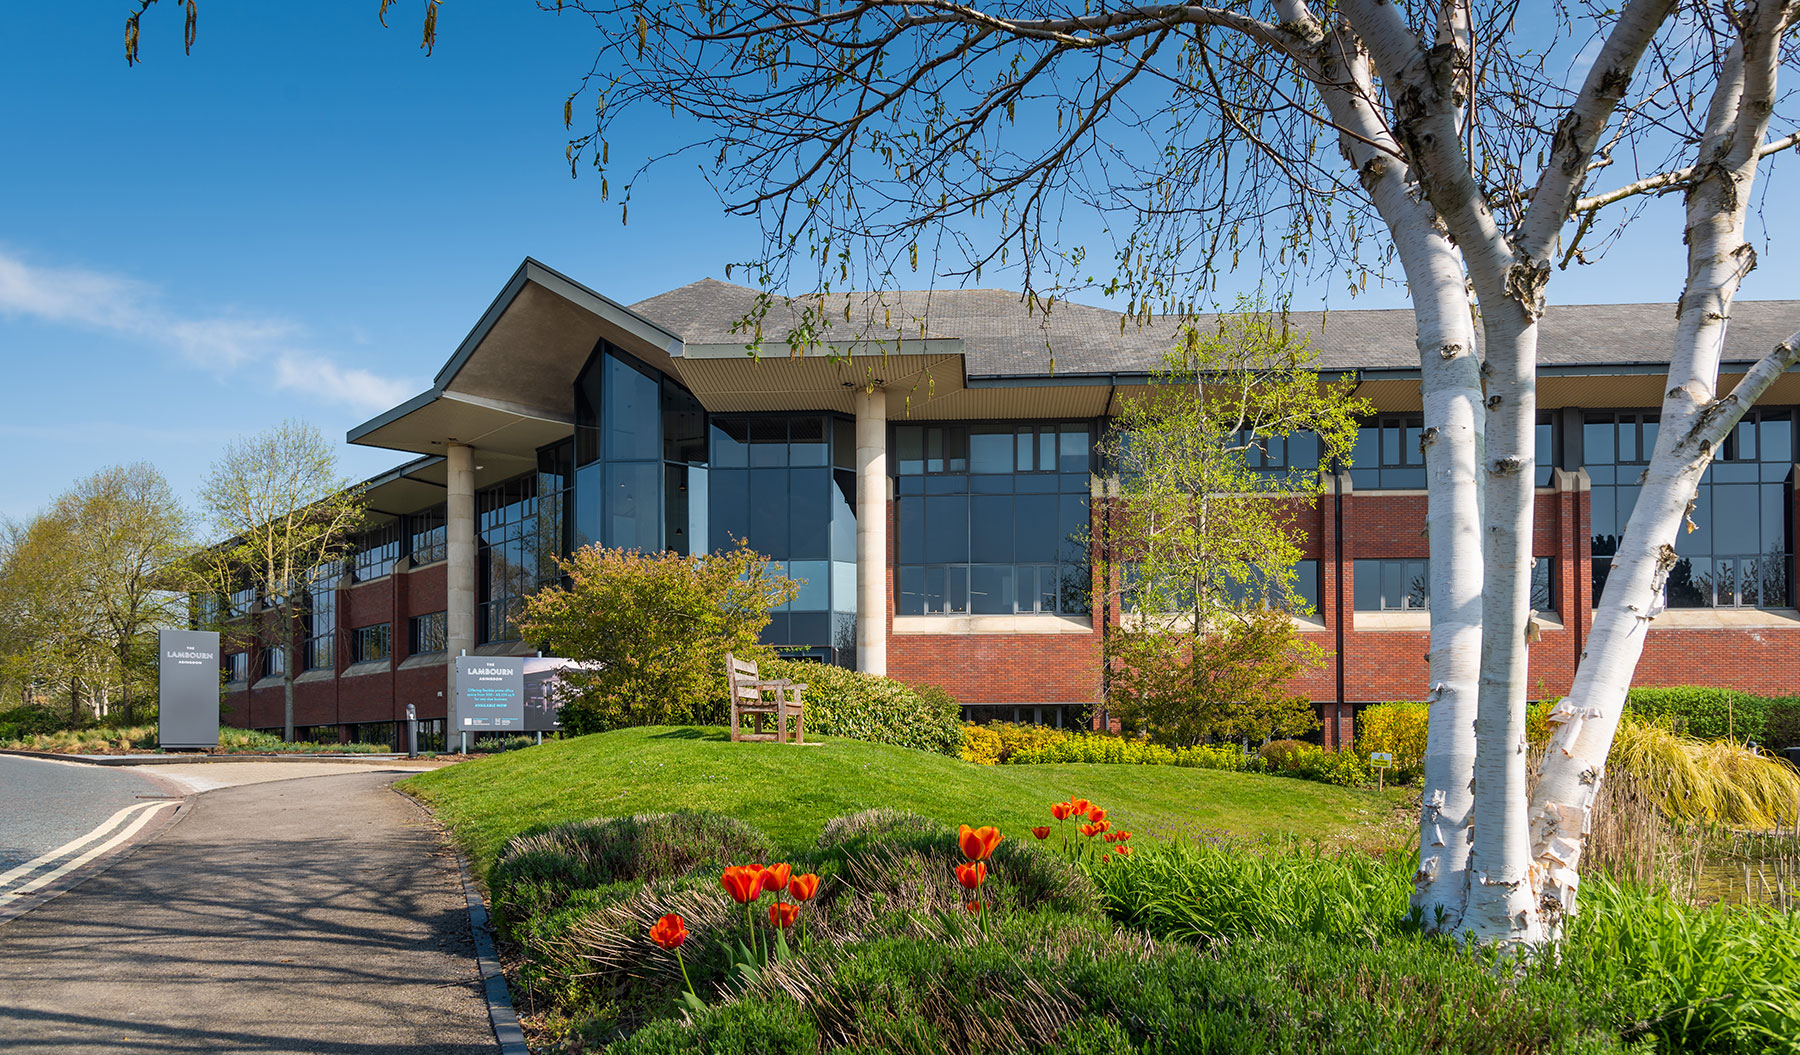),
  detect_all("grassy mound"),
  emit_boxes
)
[400,726,1405,873]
